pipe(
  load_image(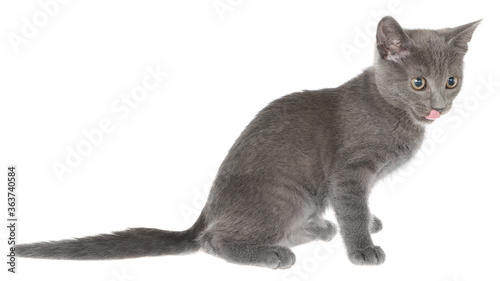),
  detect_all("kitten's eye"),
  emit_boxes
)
[446,76,458,89]
[411,77,426,90]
